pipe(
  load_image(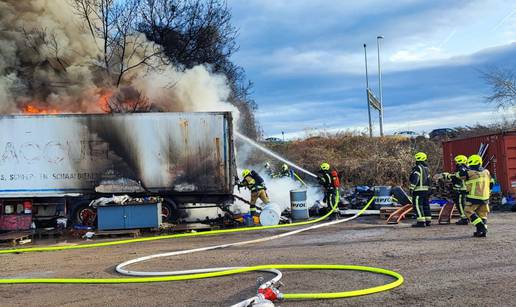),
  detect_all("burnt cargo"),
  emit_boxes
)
[442,130,516,196]
[0,112,236,198]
